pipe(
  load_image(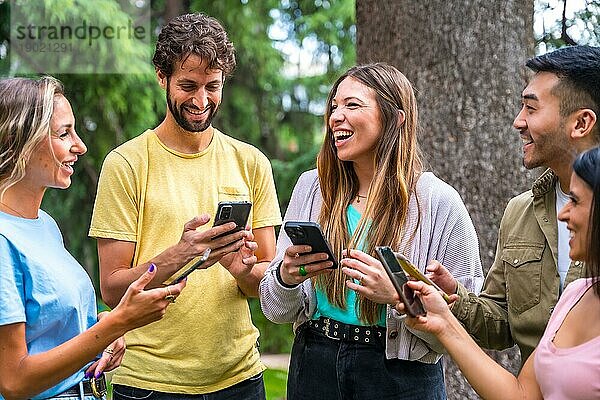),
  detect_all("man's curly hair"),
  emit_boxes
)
[152,13,236,78]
